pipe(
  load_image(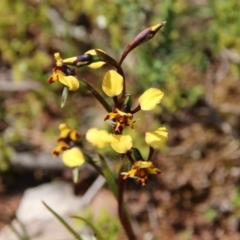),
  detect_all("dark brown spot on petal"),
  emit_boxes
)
[52,151,59,156]
[138,177,147,186]
[104,115,110,121]
[57,138,67,142]
[48,76,54,83]
[61,146,69,151]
